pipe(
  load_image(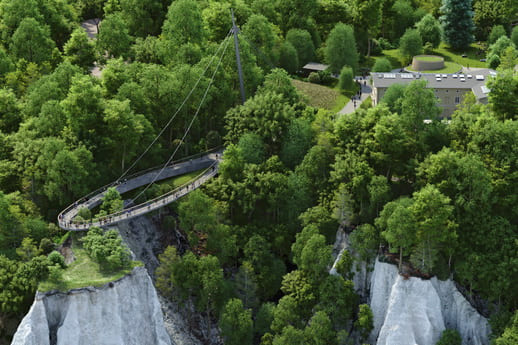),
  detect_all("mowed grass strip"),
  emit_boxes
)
[292,79,349,112]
